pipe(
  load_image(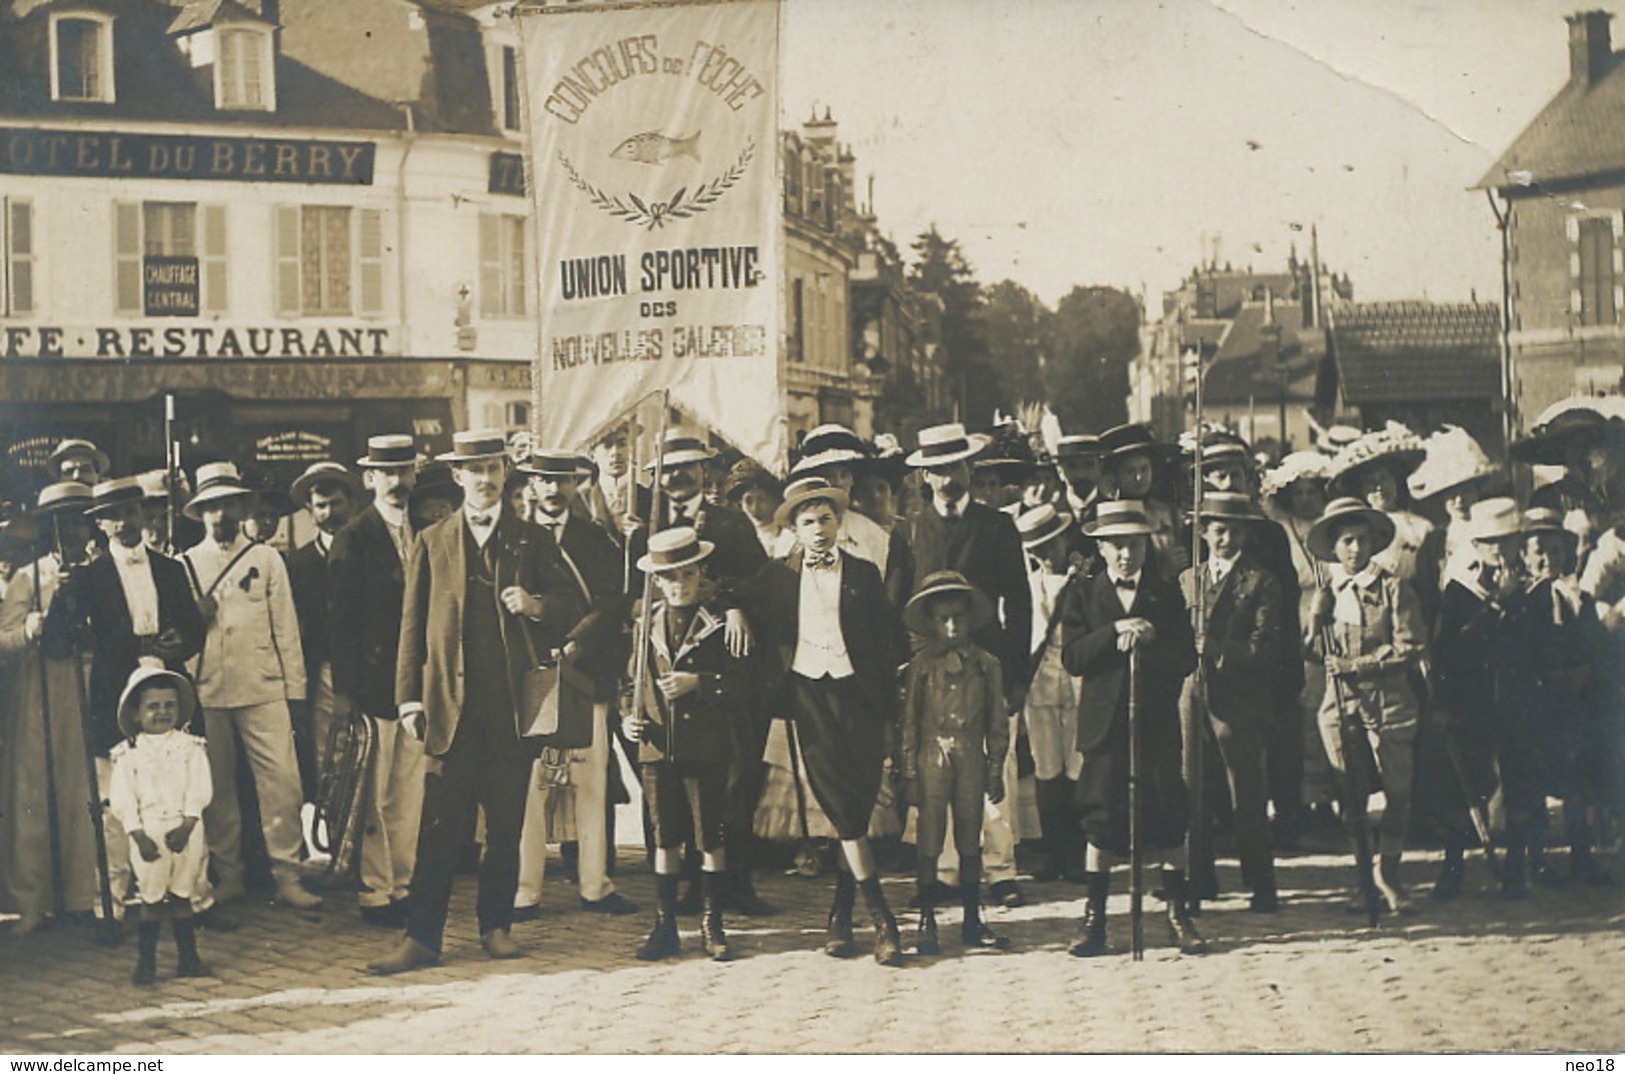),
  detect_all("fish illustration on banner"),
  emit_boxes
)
[519,0,785,472]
